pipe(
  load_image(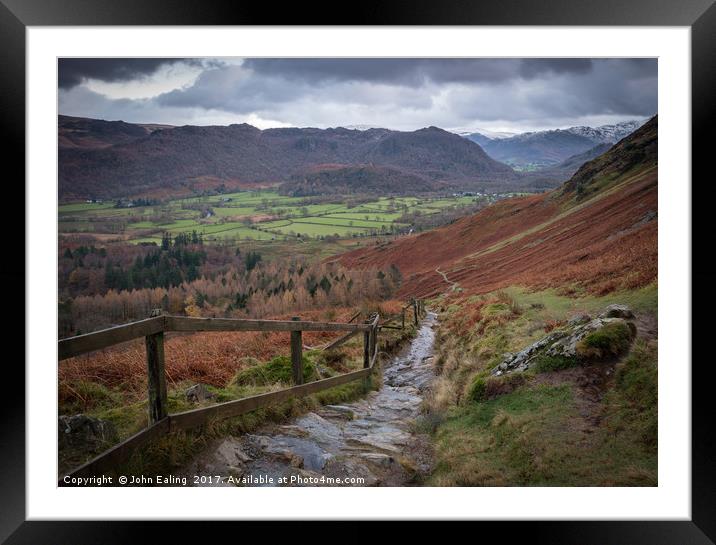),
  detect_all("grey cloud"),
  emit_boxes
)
[241,58,607,86]
[450,61,656,124]
[244,58,588,86]
[157,63,436,114]
[156,65,299,113]
[519,58,593,78]
[58,58,207,89]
